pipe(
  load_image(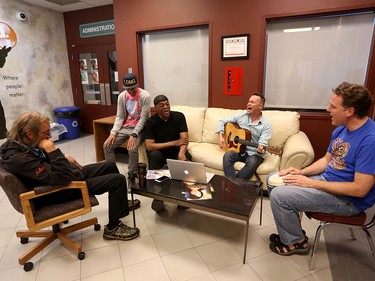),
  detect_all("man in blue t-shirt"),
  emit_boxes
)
[267,82,375,256]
